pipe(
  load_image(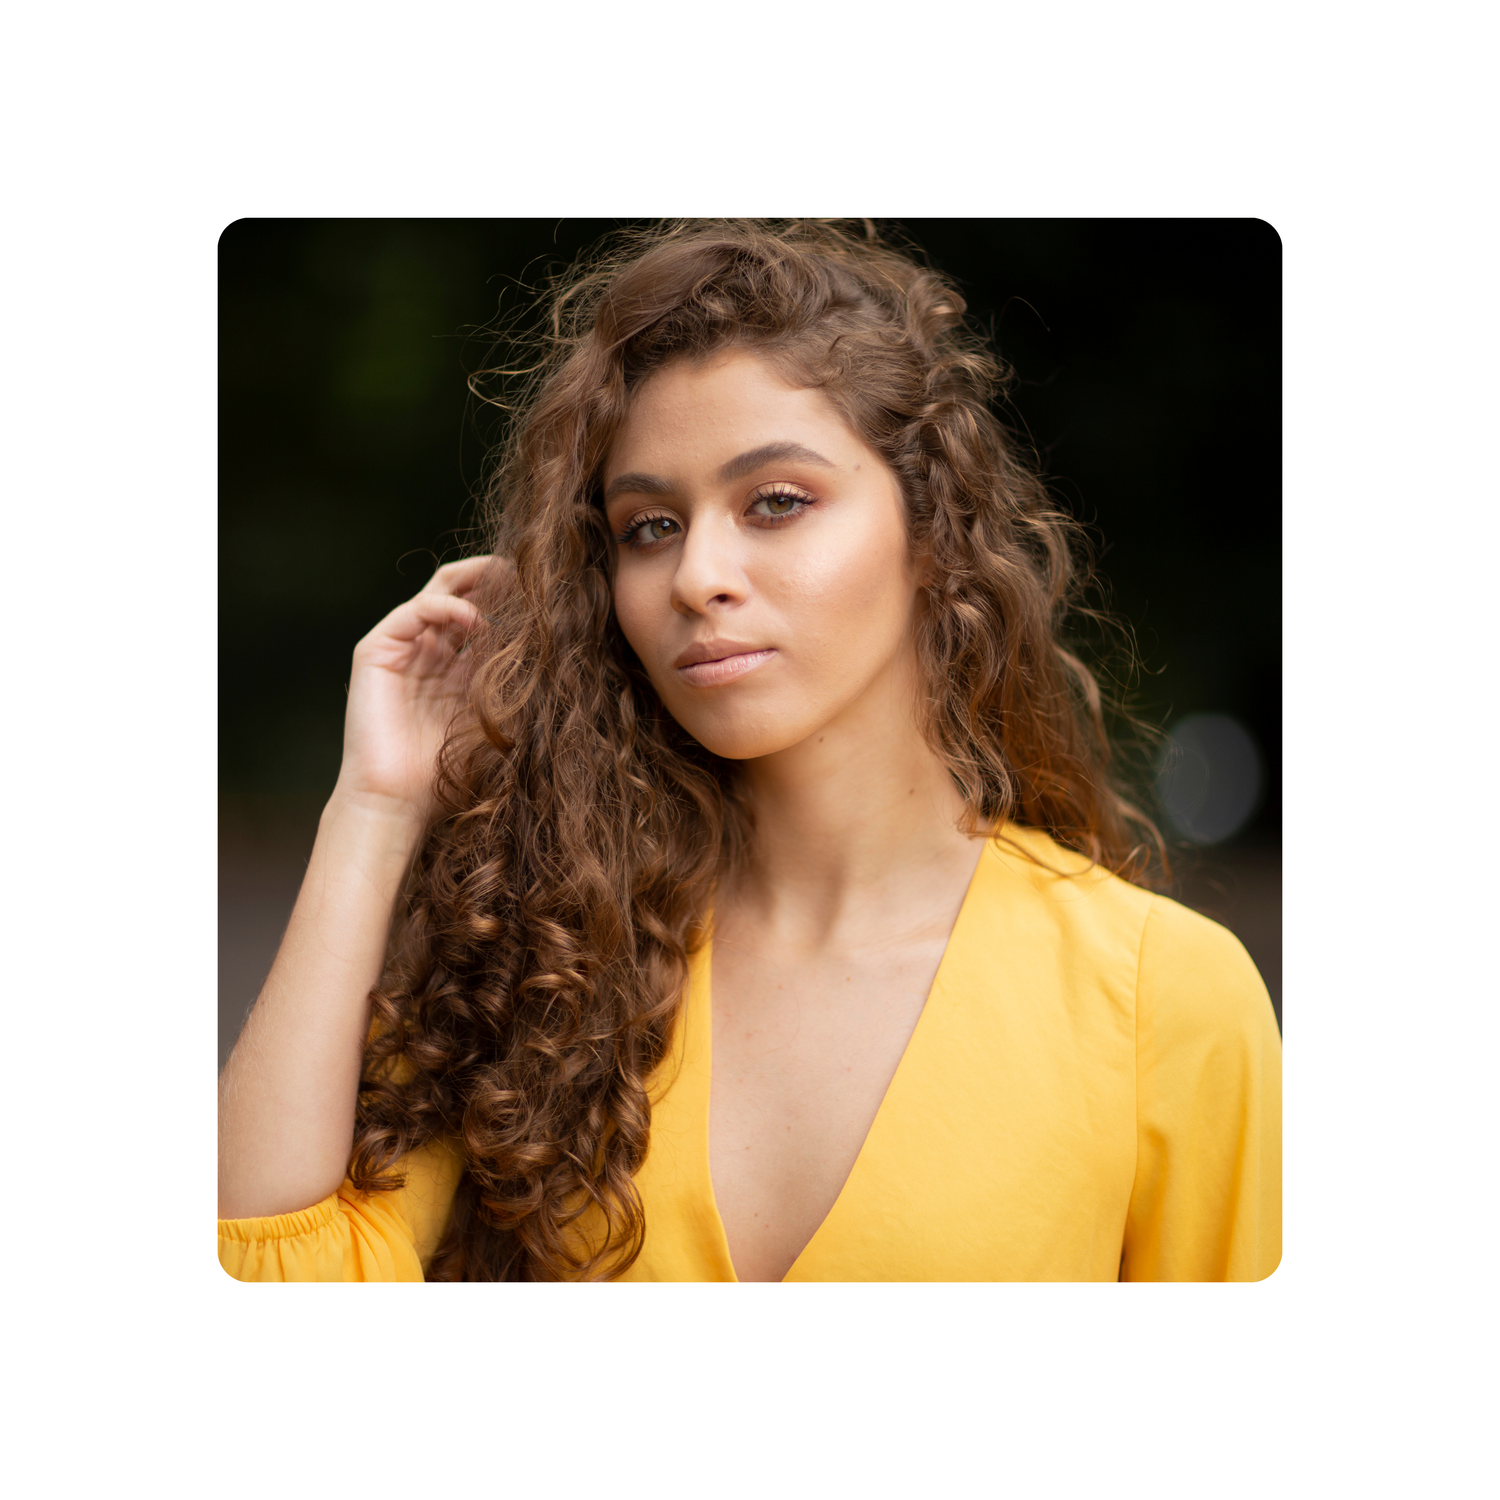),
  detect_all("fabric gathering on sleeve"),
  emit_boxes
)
[1120,894,1283,1281]
[218,1137,465,1283]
